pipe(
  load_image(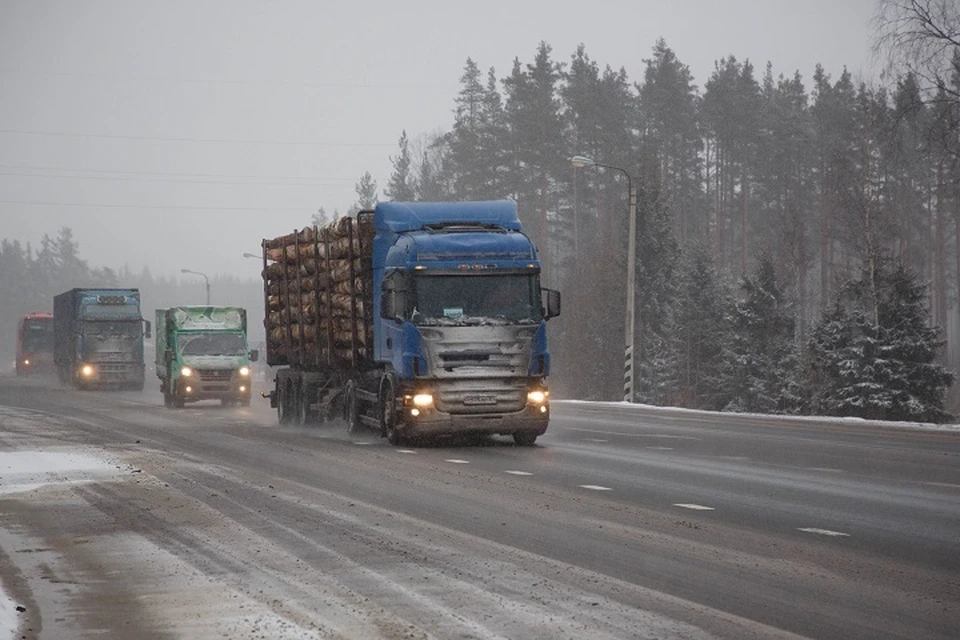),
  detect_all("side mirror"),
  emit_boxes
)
[249,349,259,362]
[542,288,561,320]
[381,271,409,322]
[144,320,152,339]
